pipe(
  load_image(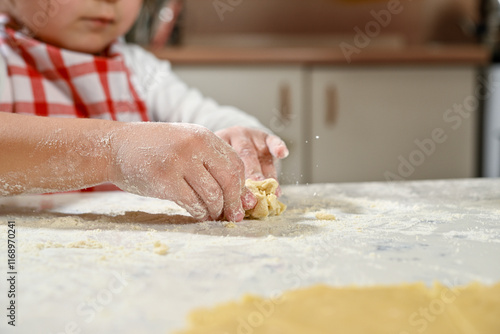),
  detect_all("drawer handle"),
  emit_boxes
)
[326,85,338,126]
[279,84,292,123]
